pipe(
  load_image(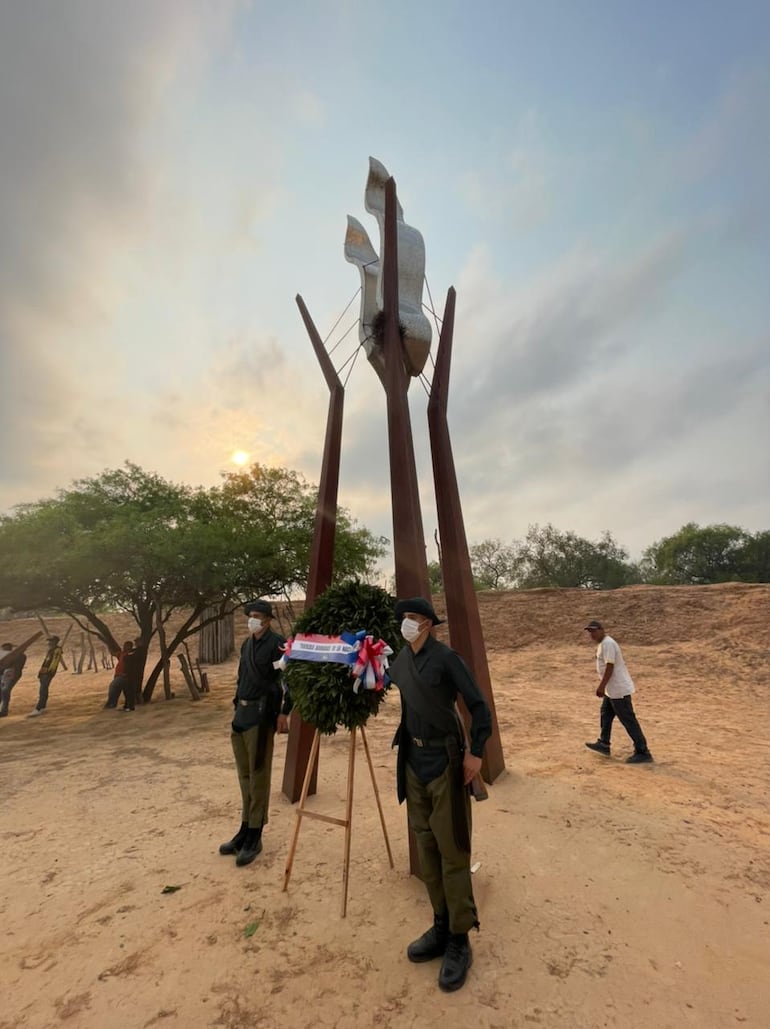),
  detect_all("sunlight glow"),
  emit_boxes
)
[231,450,250,466]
